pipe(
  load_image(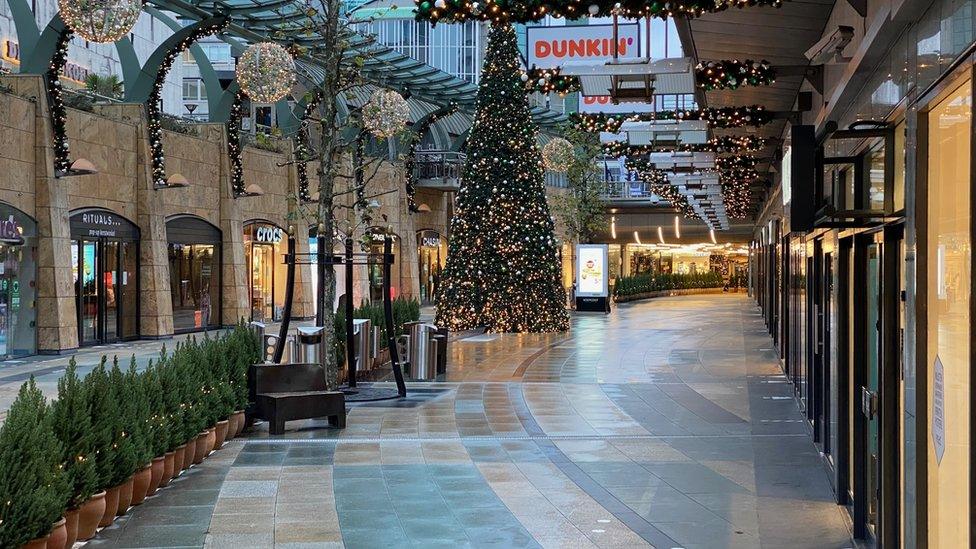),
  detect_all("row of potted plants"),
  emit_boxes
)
[613,271,727,299]
[0,324,259,548]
